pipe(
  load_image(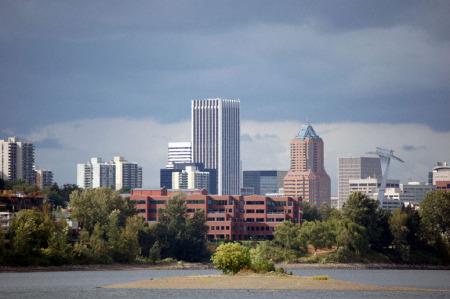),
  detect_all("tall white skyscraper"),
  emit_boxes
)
[192,98,240,195]
[0,137,35,184]
[338,157,382,209]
